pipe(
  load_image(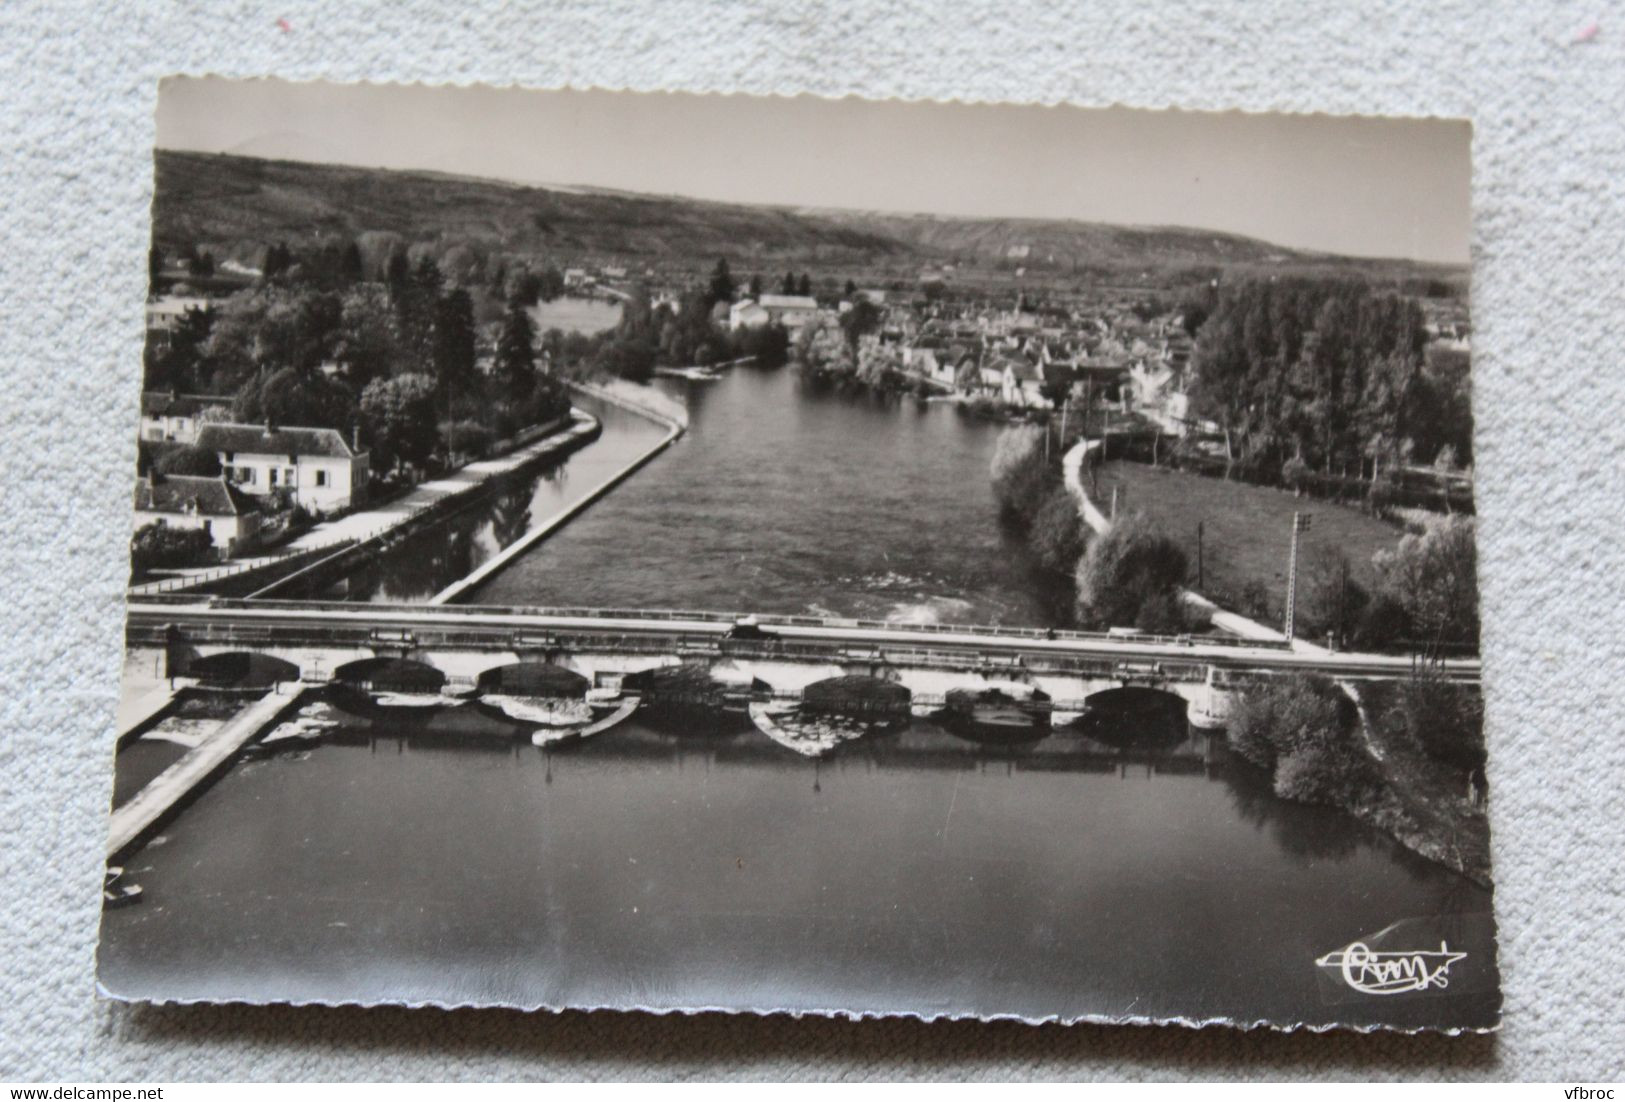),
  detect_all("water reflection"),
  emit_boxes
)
[100,684,1499,1029]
